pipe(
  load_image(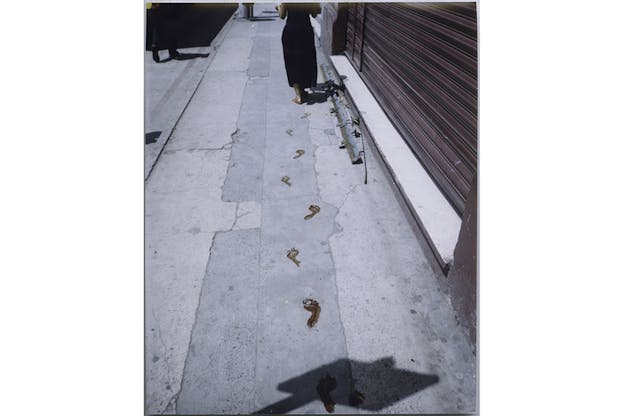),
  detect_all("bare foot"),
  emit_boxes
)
[292,97,303,104]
